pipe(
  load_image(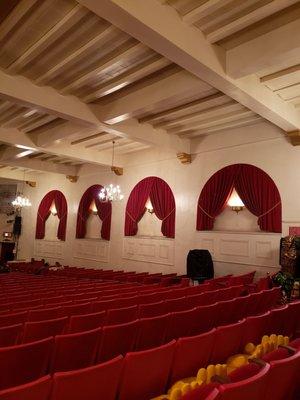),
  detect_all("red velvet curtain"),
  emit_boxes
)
[124,176,176,238]
[35,190,68,241]
[150,178,176,238]
[197,164,282,233]
[235,164,282,233]
[124,177,155,237]
[197,165,237,230]
[76,185,111,240]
